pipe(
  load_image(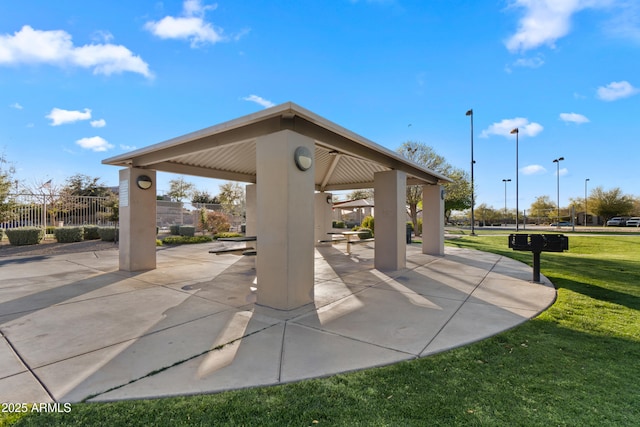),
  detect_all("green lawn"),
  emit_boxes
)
[3,234,639,426]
